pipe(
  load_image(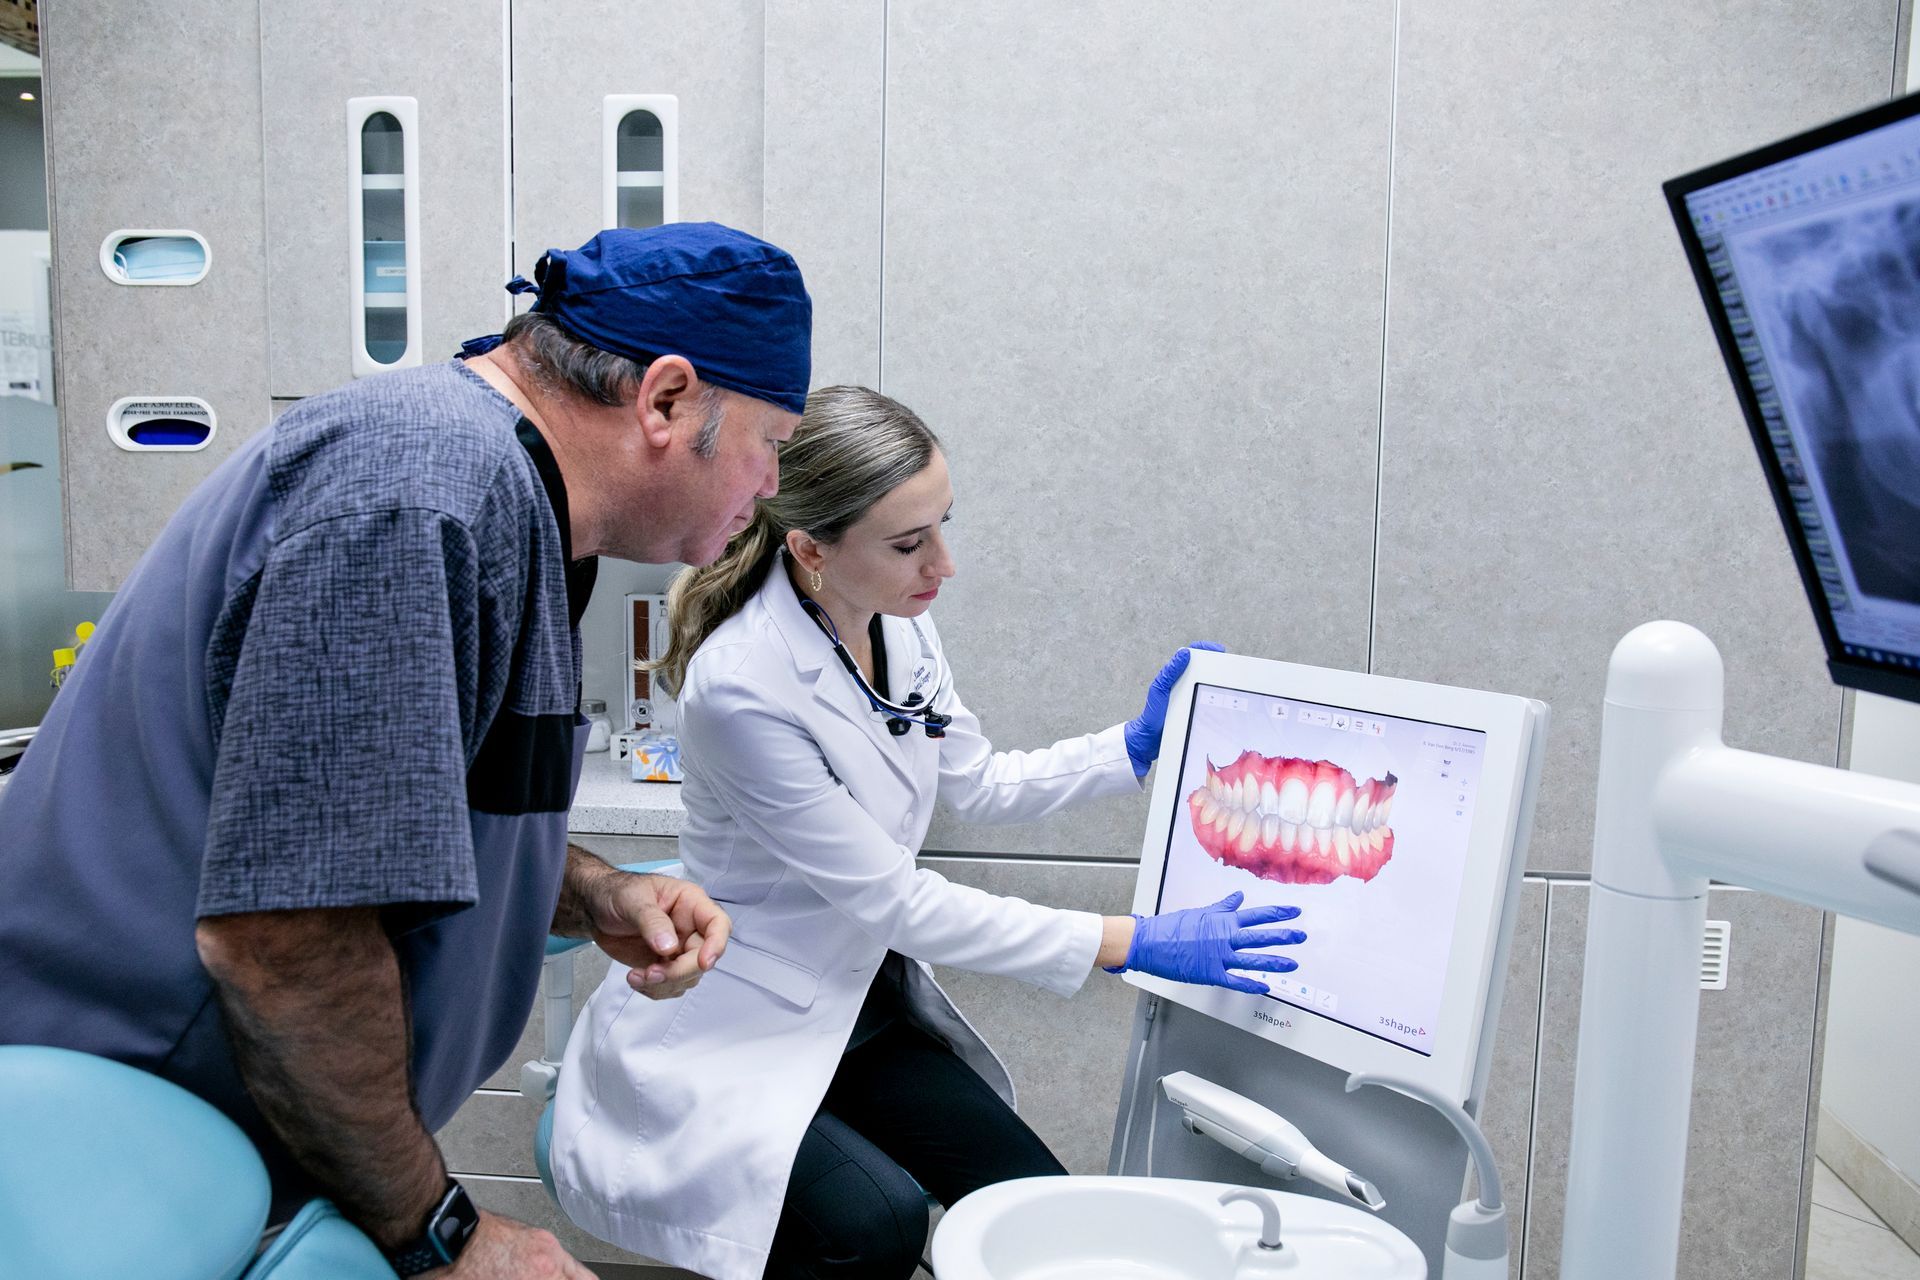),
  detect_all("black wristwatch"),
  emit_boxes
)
[385,1179,481,1277]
